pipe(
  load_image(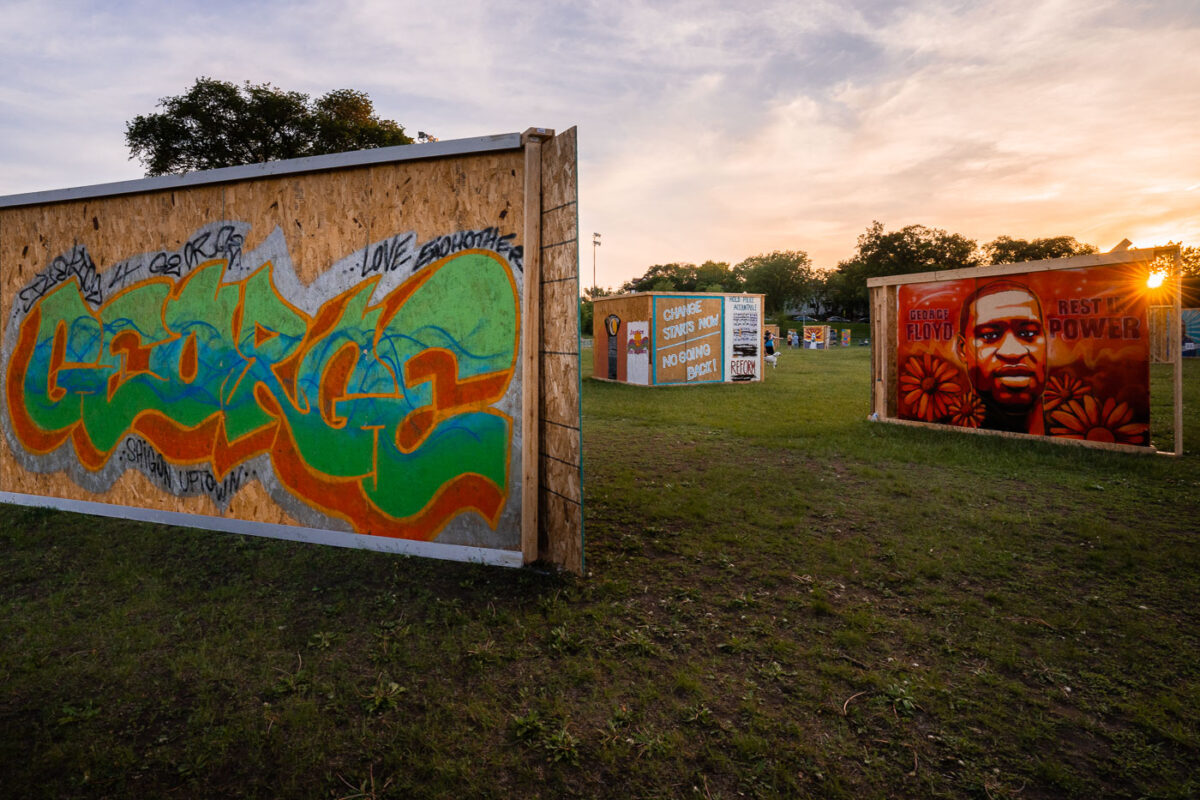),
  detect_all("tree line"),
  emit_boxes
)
[586,223,1200,329]
[125,79,1197,331]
